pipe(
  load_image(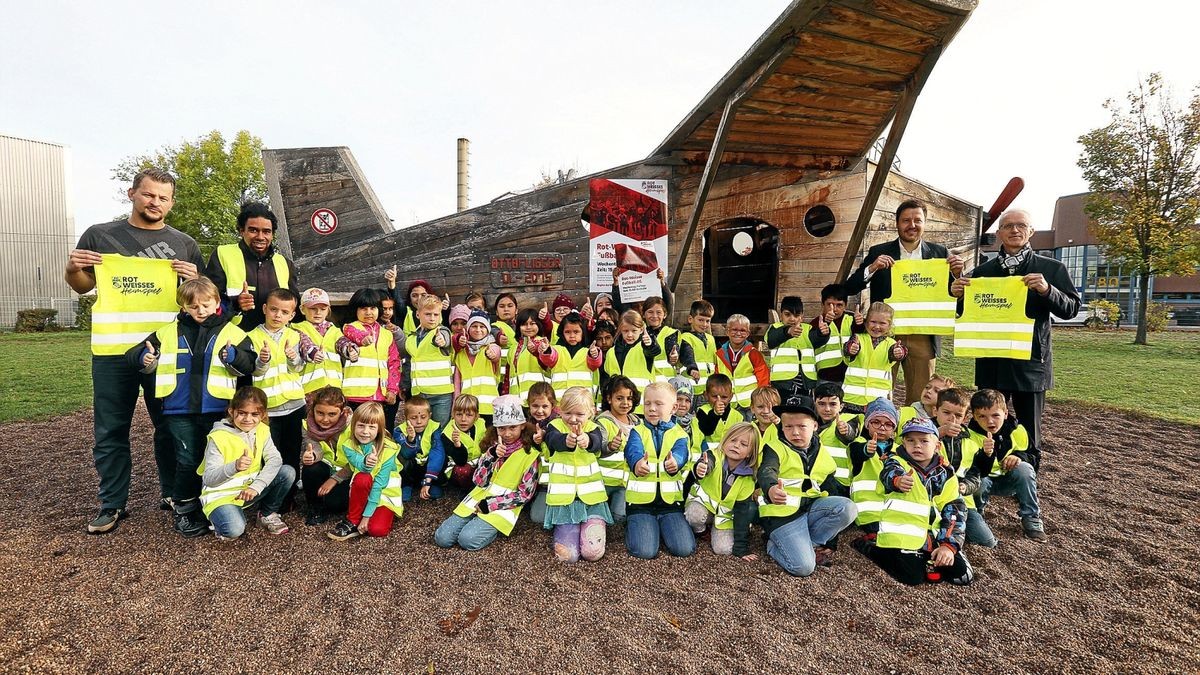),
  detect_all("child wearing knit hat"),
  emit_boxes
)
[538,293,578,345]
[451,309,503,418]
[847,397,899,532]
